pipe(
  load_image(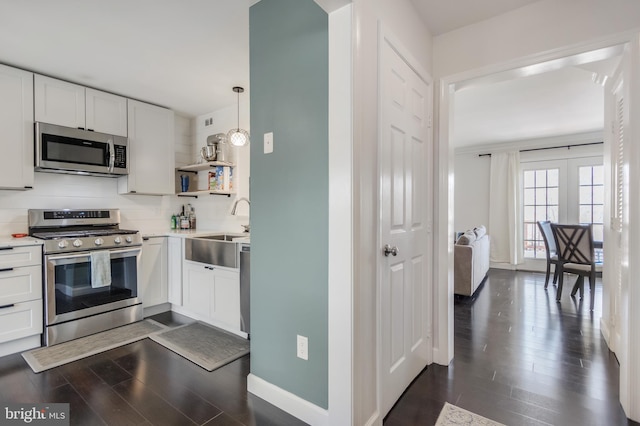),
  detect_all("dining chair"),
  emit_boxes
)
[551,223,602,310]
[537,221,560,289]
